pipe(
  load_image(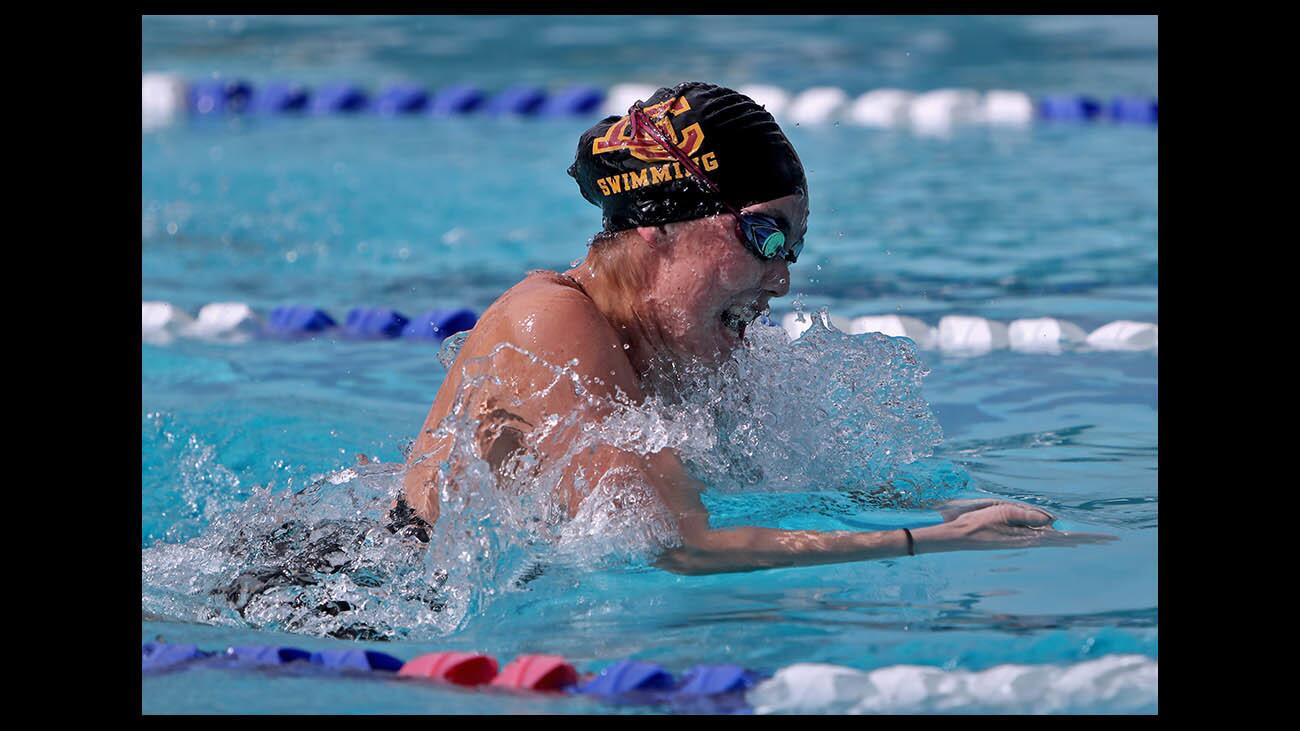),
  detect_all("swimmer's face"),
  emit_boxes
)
[645,193,808,364]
